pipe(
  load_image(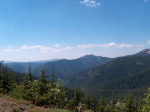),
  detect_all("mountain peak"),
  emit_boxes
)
[141,48,150,54]
[80,54,96,59]
[134,48,150,56]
